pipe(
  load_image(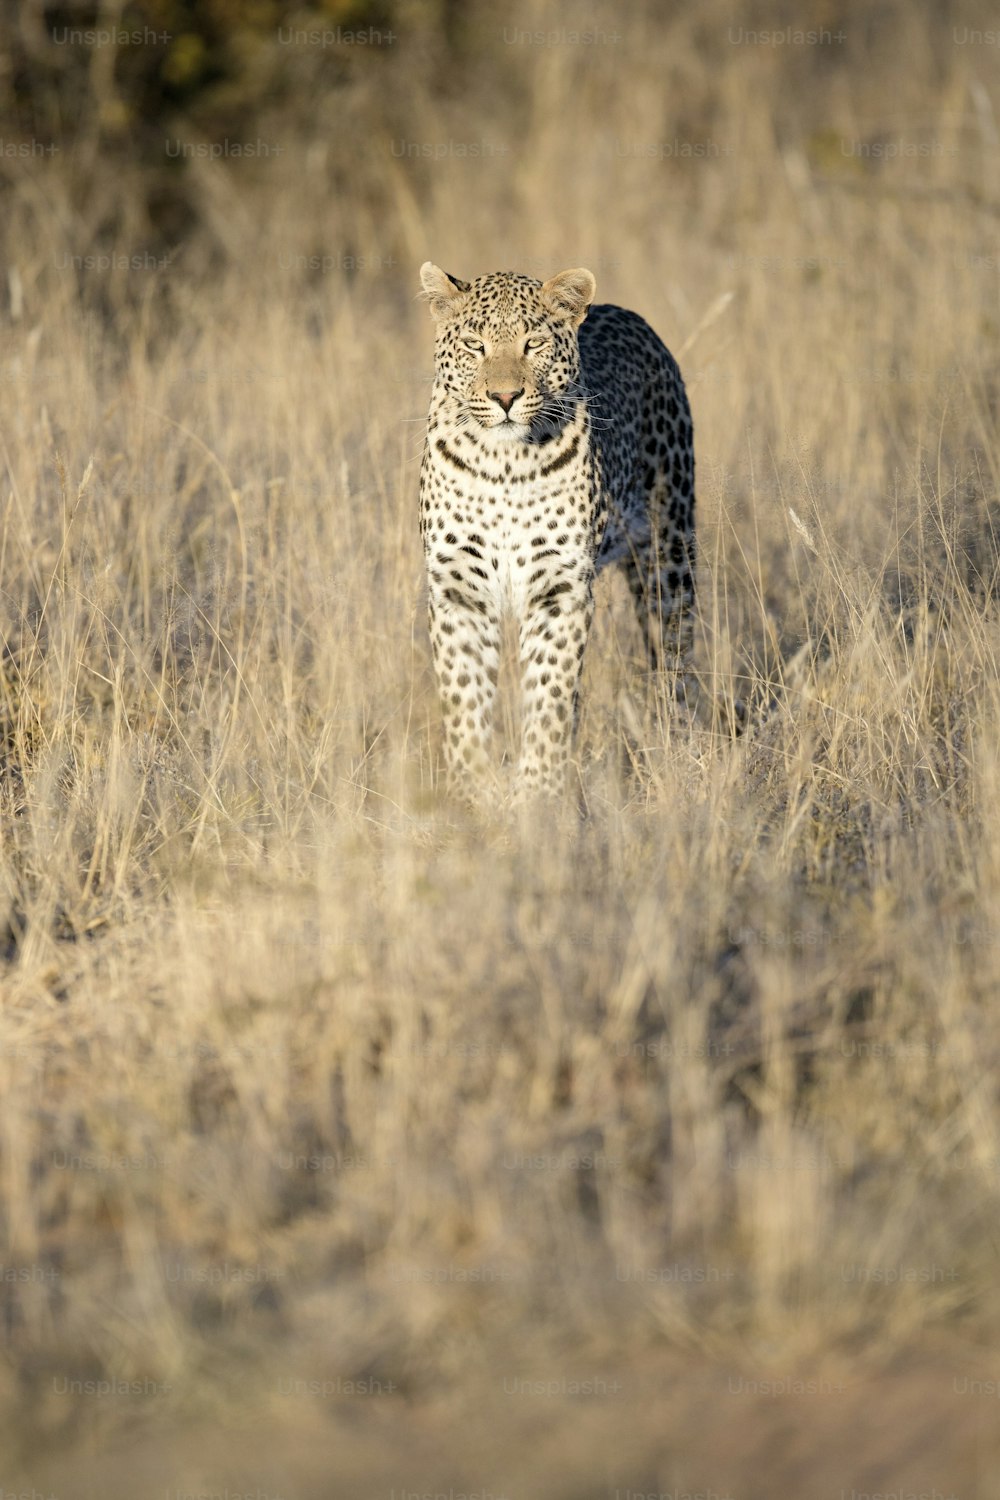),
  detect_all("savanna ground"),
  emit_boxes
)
[2,0,1000,1494]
